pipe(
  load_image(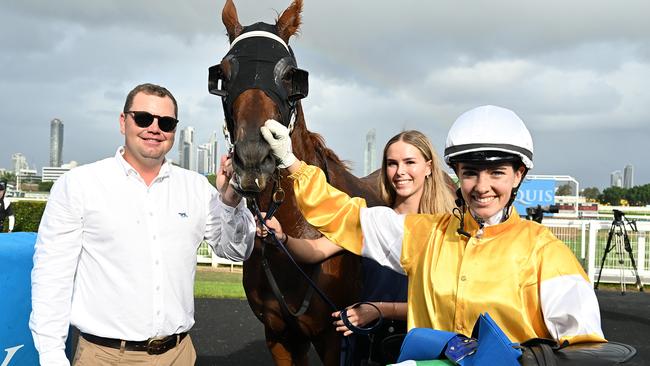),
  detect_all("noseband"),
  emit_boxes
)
[208,22,309,149]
